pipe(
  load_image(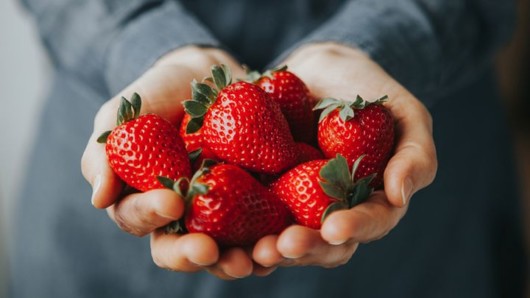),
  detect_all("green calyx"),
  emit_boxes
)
[157,159,217,233]
[319,154,376,223]
[313,95,388,123]
[245,64,288,83]
[97,92,142,143]
[183,64,233,134]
